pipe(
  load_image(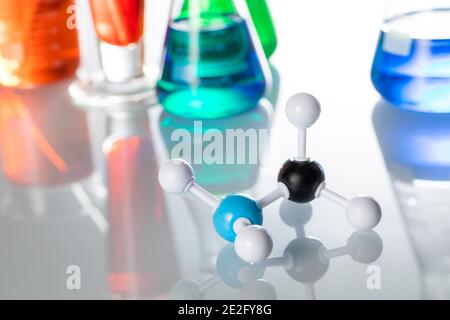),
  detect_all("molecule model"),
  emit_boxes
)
[158,92,382,264]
